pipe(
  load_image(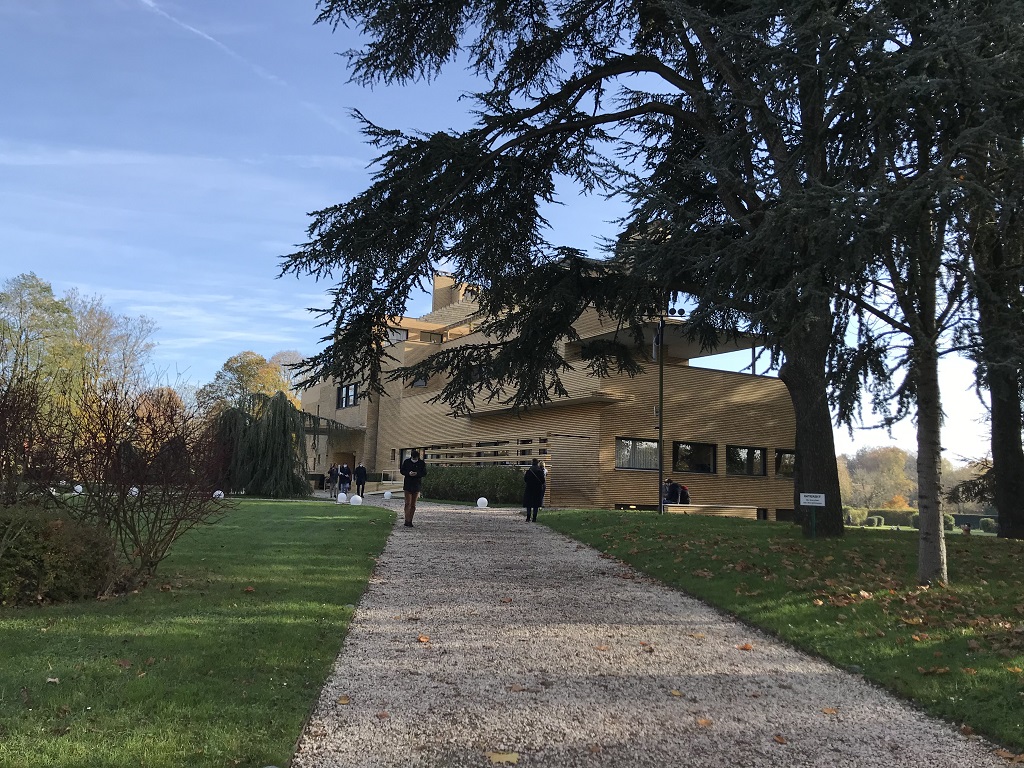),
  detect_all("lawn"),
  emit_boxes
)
[0,499,394,768]
[543,509,1024,753]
